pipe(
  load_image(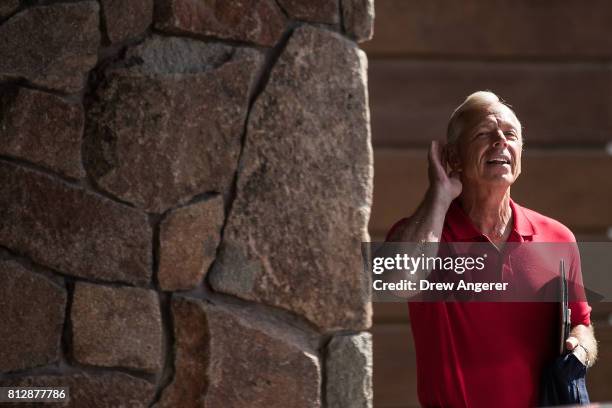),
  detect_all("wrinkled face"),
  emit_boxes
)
[450,103,523,188]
